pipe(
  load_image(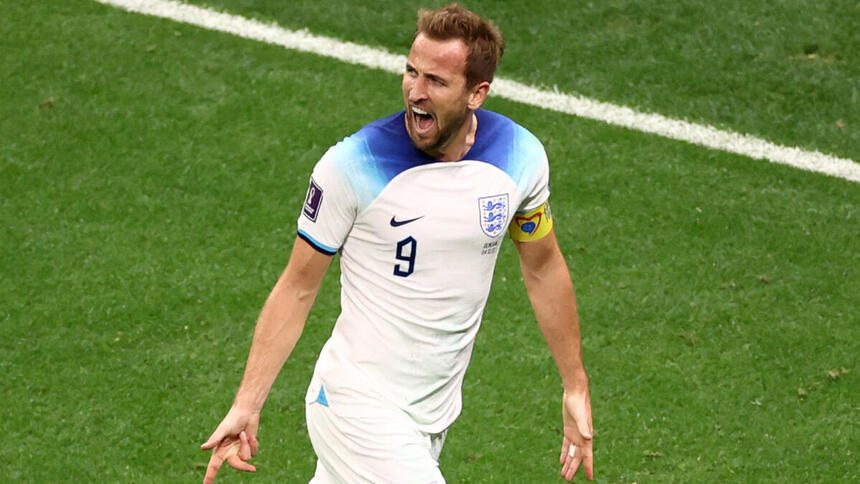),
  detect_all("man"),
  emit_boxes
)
[201,4,593,483]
